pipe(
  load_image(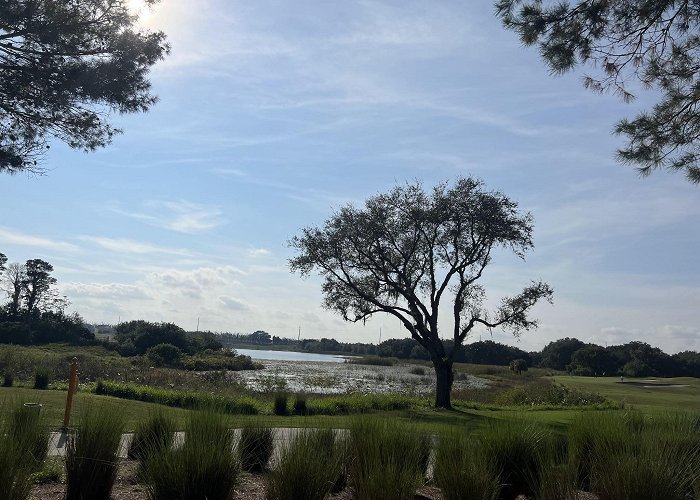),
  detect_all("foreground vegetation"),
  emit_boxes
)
[0,397,698,500]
